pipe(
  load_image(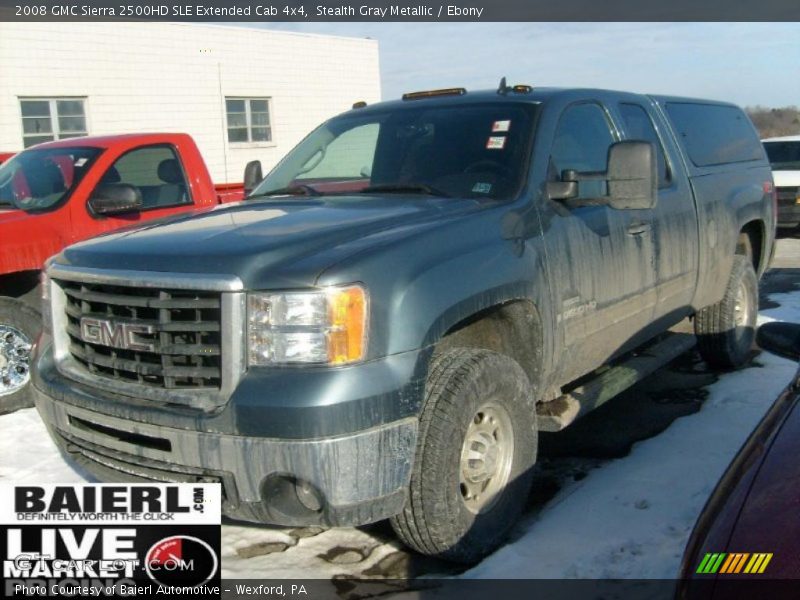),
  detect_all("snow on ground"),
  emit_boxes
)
[466,290,800,579]
[2,282,799,580]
